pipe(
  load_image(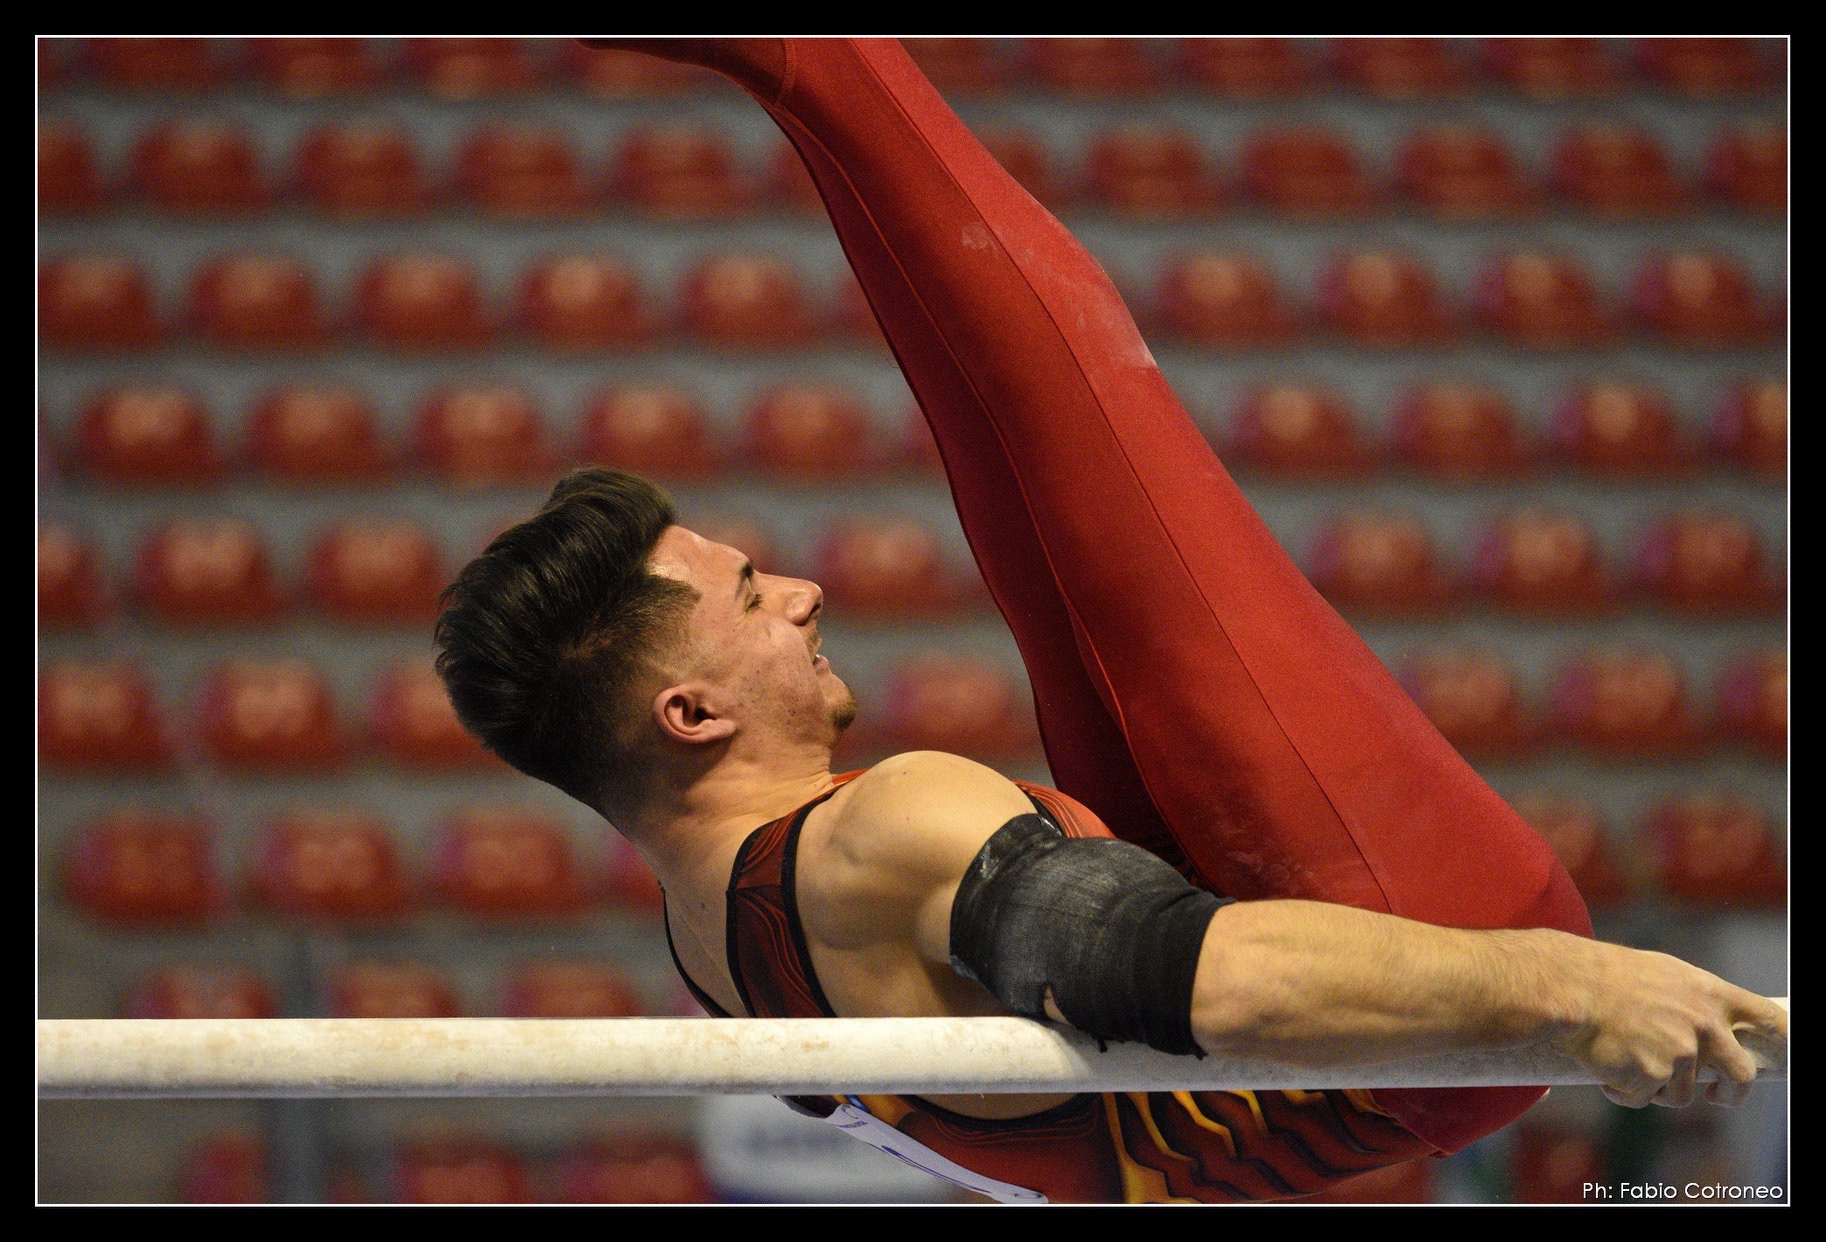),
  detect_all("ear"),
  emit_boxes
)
[651,680,738,746]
